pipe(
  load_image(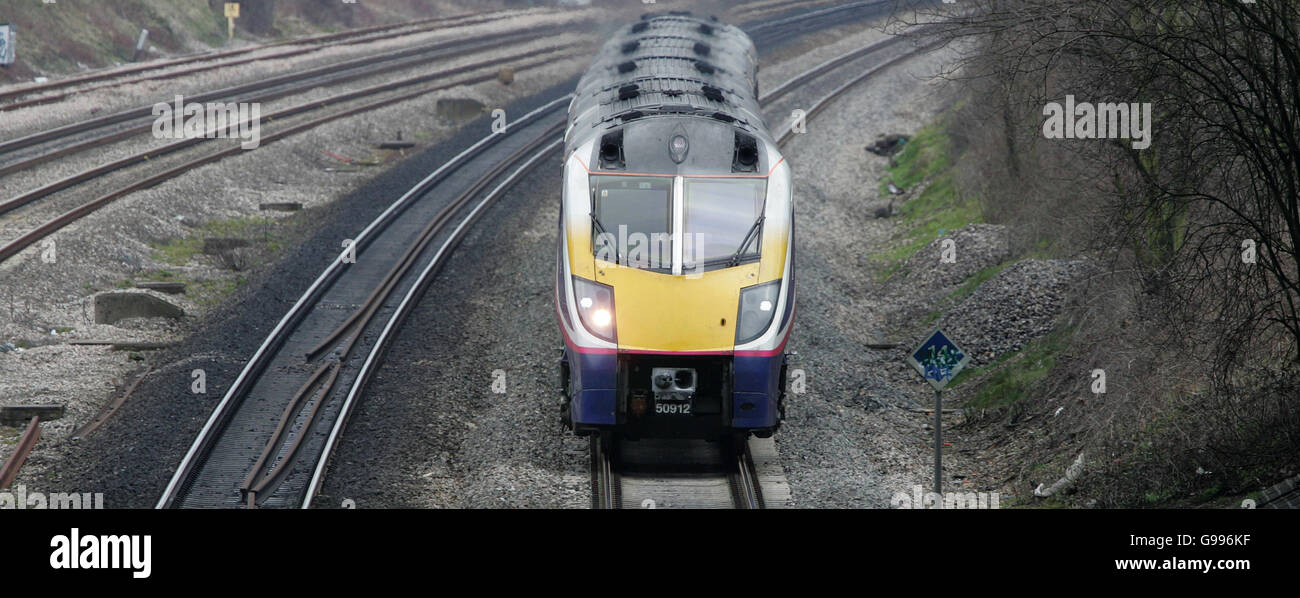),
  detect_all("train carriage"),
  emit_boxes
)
[555,12,795,443]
